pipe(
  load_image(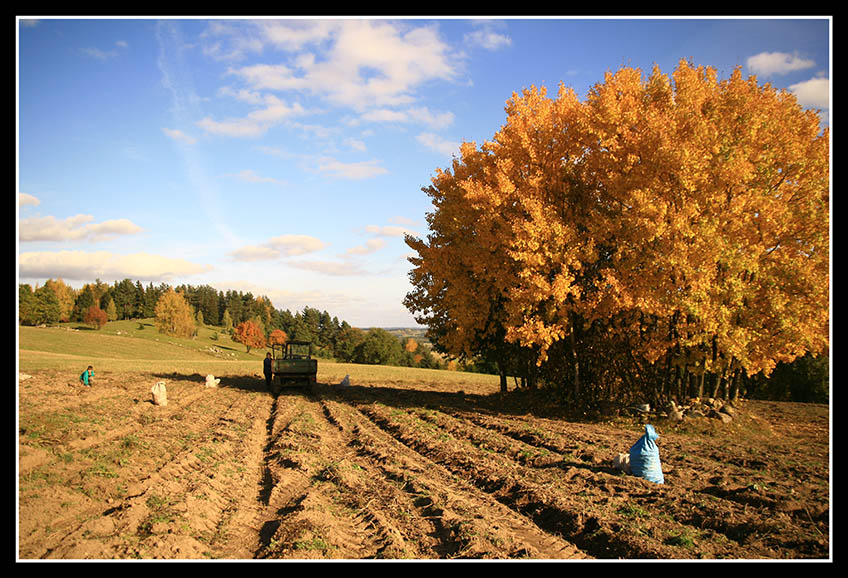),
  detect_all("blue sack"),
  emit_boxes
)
[629,424,664,484]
